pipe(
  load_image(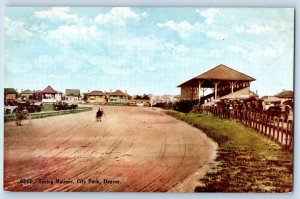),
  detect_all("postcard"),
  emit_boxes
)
[3,7,294,192]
